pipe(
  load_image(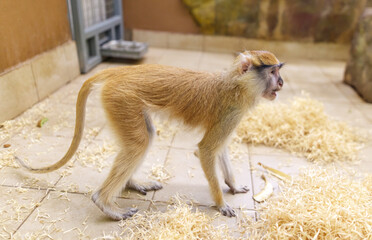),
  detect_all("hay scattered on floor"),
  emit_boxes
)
[149,164,172,182]
[154,119,178,140]
[0,148,18,170]
[0,187,41,239]
[237,96,366,163]
[75,141,117,173]
[243,167,372,240]
[118,196,233,240]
